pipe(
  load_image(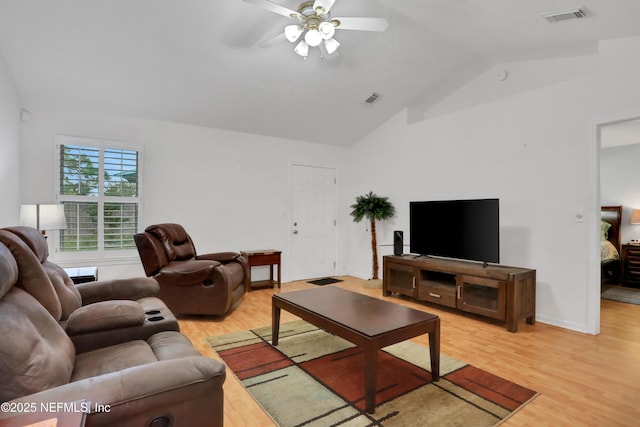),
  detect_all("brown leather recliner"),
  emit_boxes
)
[0,240,225,427]
[134,223,249,315]
[0,226,179,354]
